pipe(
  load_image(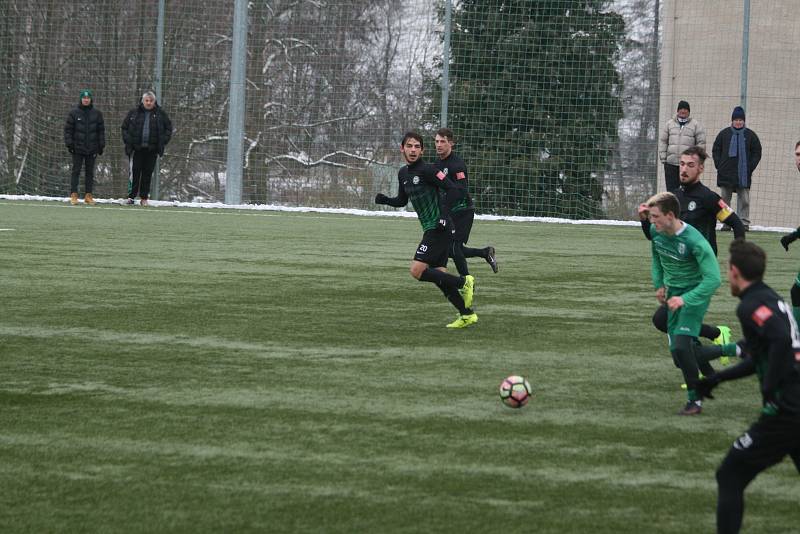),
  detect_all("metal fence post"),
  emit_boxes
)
[225,0,247,205]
